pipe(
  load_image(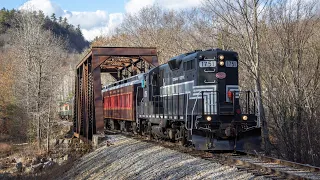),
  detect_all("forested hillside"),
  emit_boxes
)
[0,8,89,52]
